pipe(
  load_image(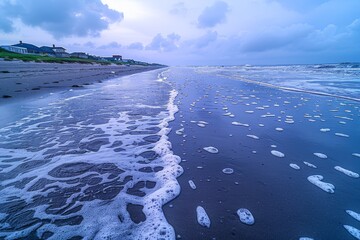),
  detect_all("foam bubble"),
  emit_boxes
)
[271,150,285,158]
[346,210,360,222]
[275,128,283,131]
[290,163,300,170]
[313,153,327,159]
[247,135,259,139]
[188,180,197,190]
[344,225,360,239]
[353,153,360,158]
[307,175,335,193]
[320,128,330,132]
[196,206,211,228]
[175,128,184,135]
[335,133,349,138]
[237,208,255,225]
[231,122,249,127]
[334,166,359,178]
[303,161,317,168]
[203,146,219,154]
[222,168,234,174]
